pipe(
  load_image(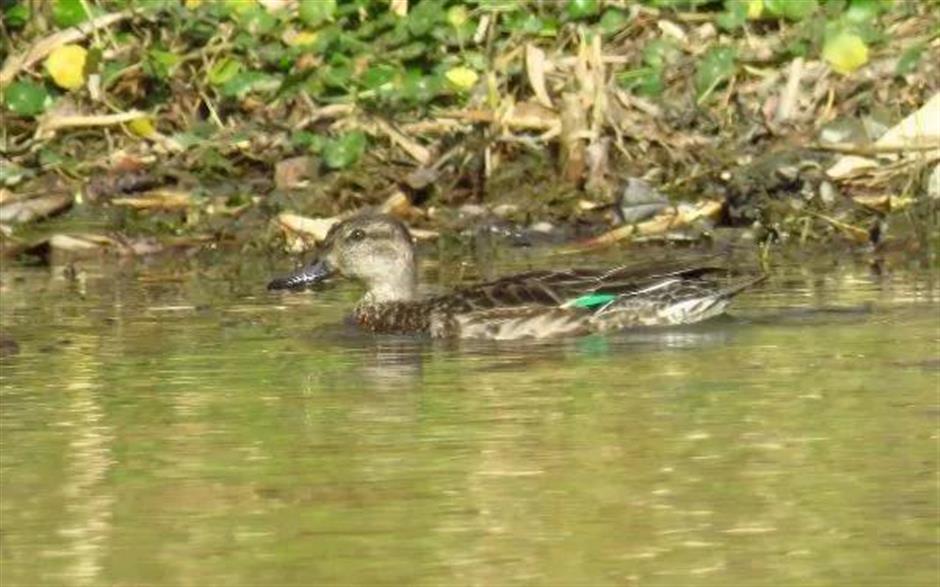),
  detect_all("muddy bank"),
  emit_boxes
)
[2,1,937,266]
